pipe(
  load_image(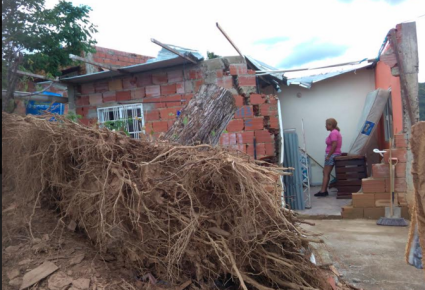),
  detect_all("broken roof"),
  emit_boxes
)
[286,62,374,89]
[60,46,204,84]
